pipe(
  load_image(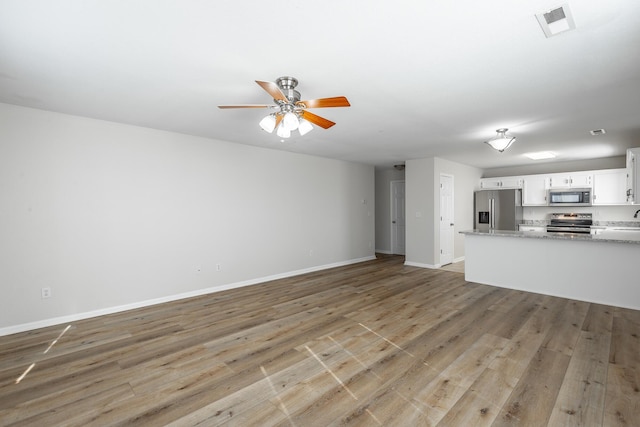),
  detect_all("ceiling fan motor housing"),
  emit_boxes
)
[276,76,301,103]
